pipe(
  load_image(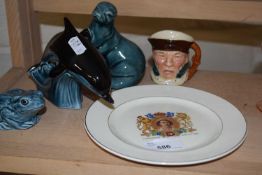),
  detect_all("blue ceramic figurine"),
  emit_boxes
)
[81,1,146,89]
[0,89,45,130]
[28,18,114,109]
